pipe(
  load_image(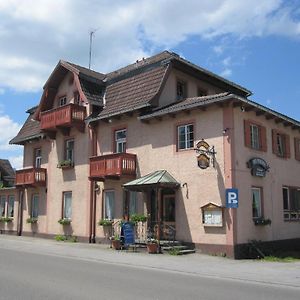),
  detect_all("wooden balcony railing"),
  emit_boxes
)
[15,168,47,187]
[40,104,86,132]
[89,153,136,180]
